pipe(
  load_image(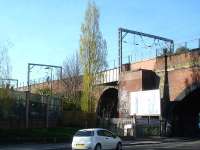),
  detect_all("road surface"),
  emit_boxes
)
[1,138,200,150]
